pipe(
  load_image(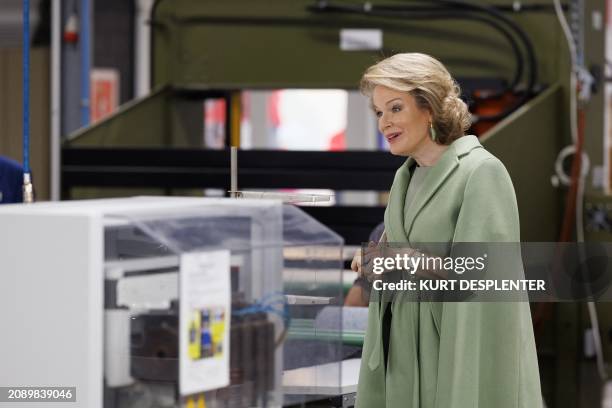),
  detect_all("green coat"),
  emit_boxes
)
[356,136,542,408]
